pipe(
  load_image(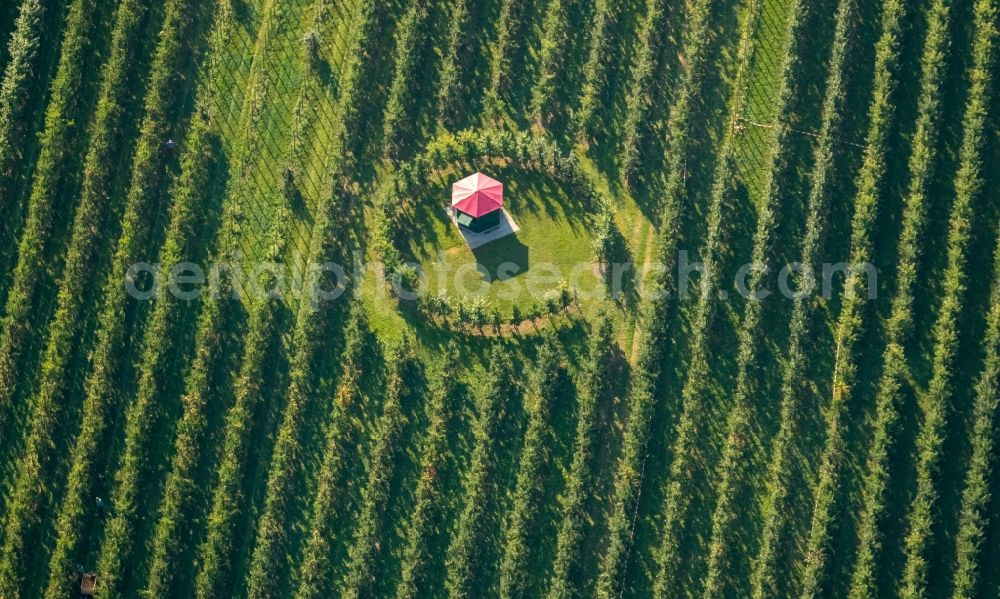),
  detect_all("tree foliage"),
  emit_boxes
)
[595,0,716,593]
[445,347,517,598]
[547,314,615,599]
[396,348,462,599]
[847,1,953,595]
[800,1,908,594]
[499,333,565,598]
[749,0,855,594]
